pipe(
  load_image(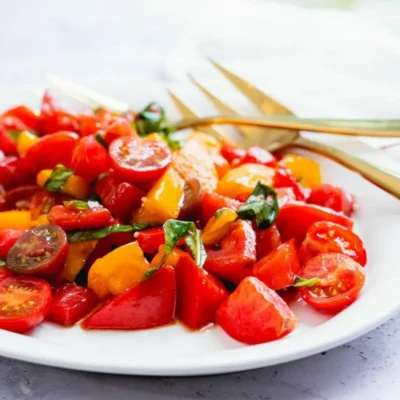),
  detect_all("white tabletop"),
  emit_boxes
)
[1,1,400,398]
